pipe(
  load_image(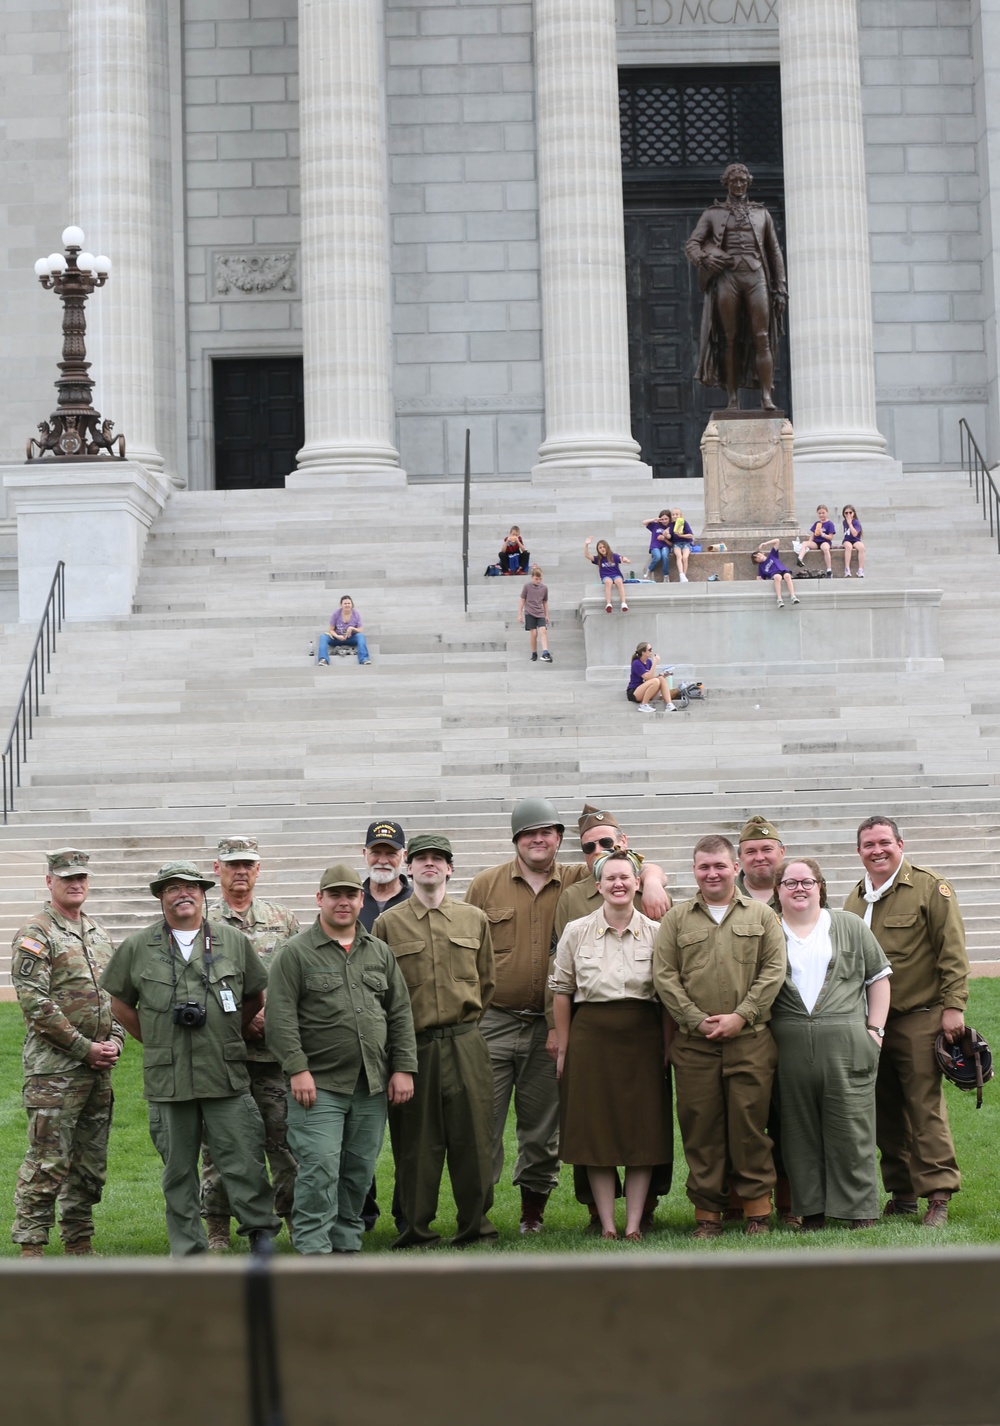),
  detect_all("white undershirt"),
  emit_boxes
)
[782,909,833,1015]
[172,928,198,962]
[706,902,728,924]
